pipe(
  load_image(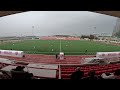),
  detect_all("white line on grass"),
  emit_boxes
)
[60,39,62,52]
